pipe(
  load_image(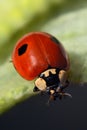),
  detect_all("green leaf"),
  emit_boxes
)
[0,0,87,114]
